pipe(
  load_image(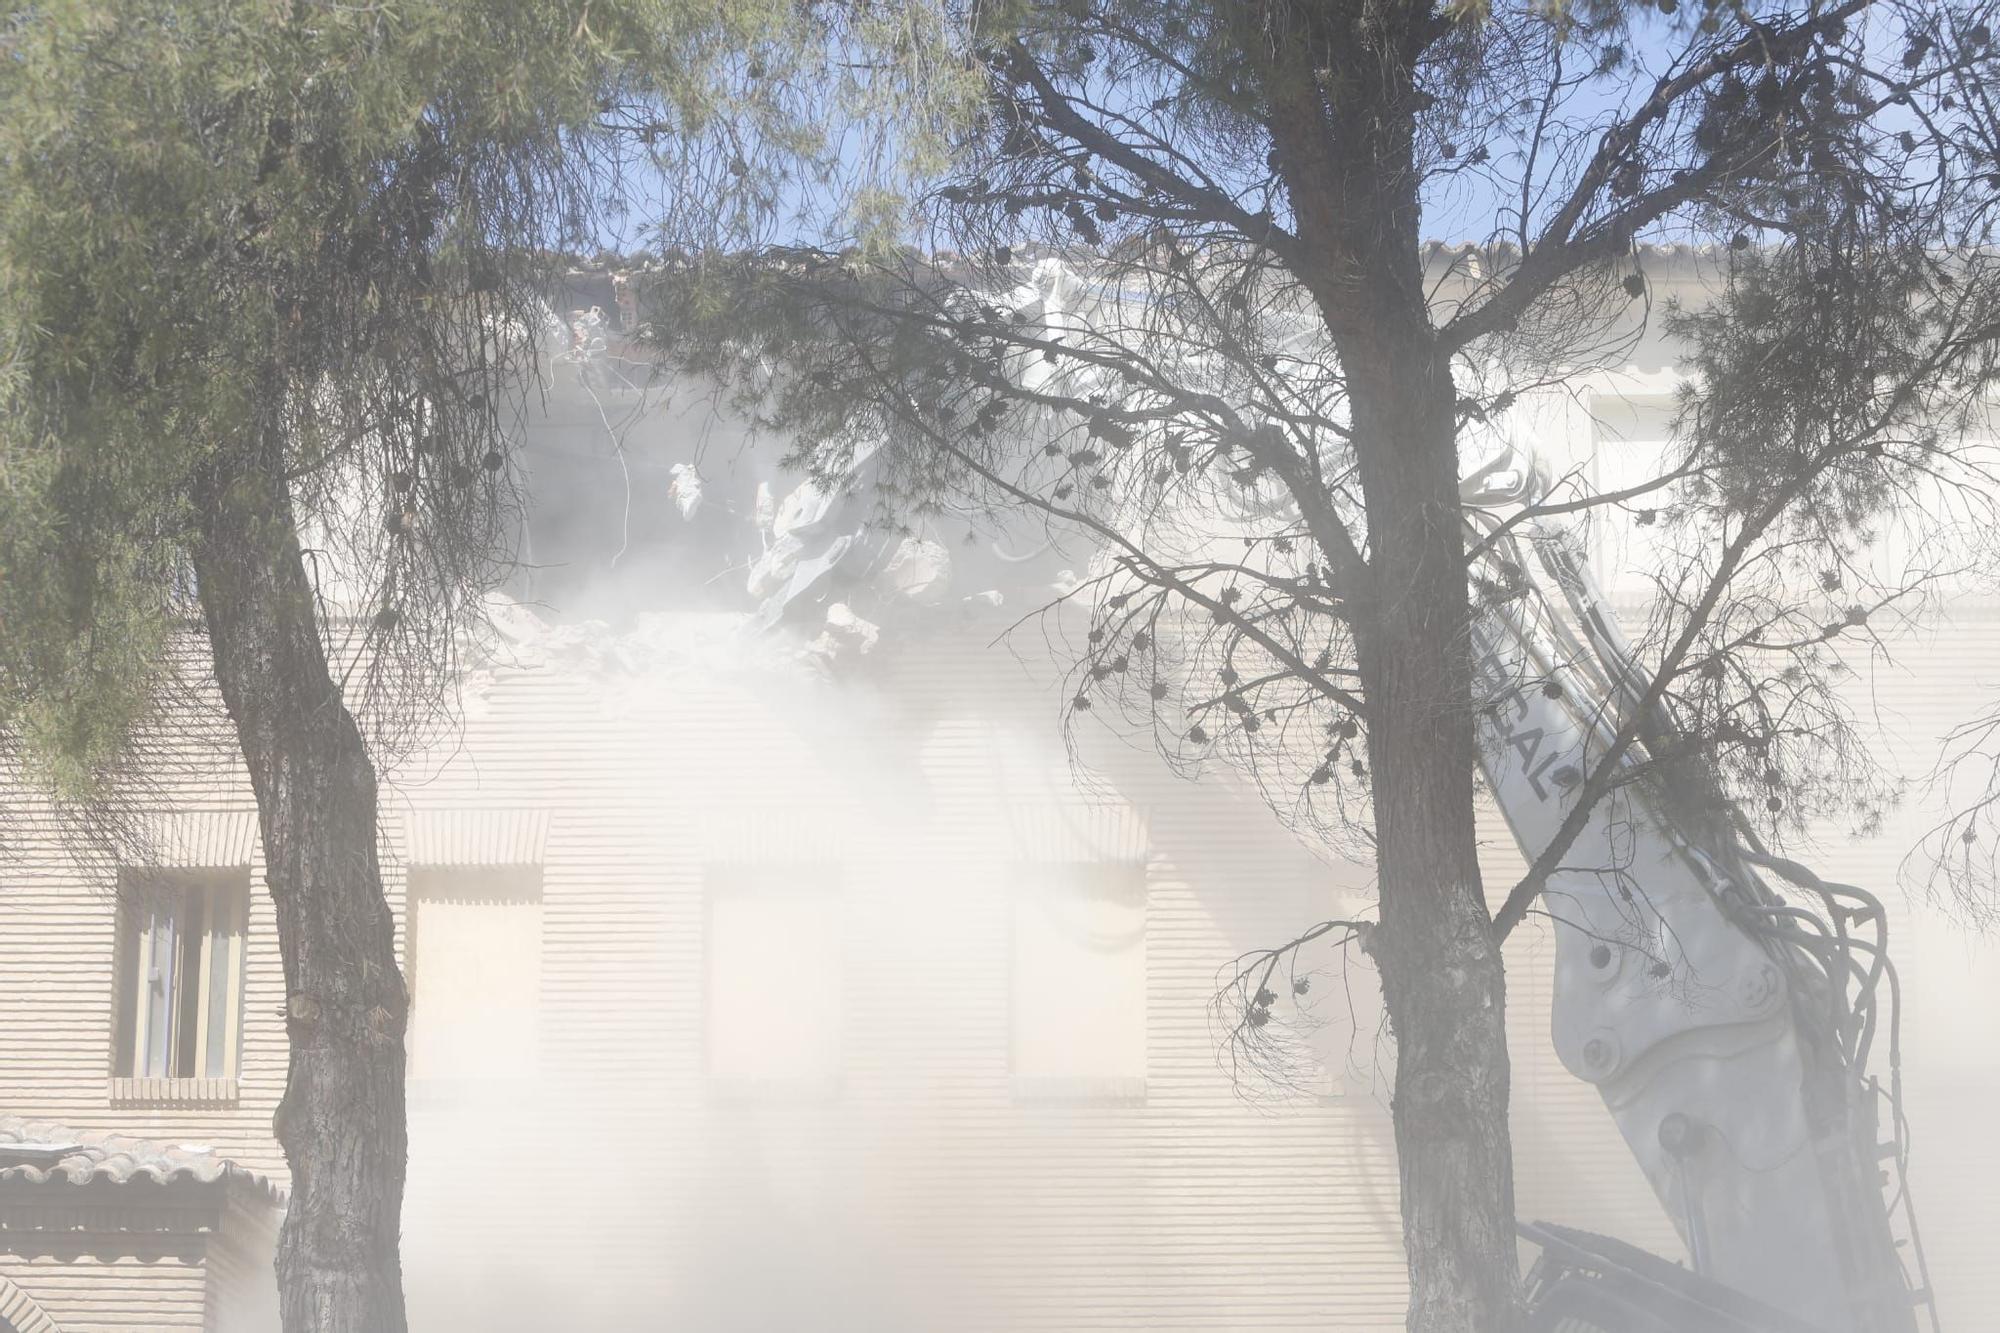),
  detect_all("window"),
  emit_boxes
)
[406,867,543,1086]
[1010,862,1147,1099]
[113,869,247,1083]
[705,867,842,1091]
[1587,394,1677,599]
